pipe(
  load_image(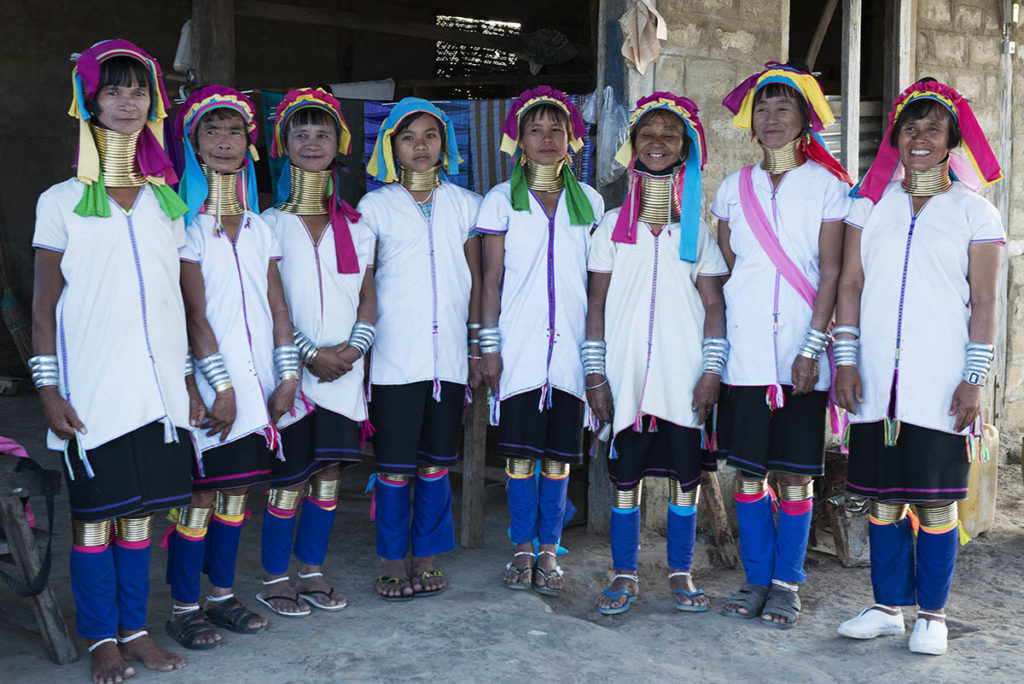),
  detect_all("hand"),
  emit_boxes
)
[268,379,298,425]
[949,381,983,433]
[202,388,236,442]
[585,374,613,424]
[691,373,721,424]
[791,355,820,395]
[834,366,862,414]
[480,352,503,393]
[39,387,86,441]
[308,343,355,383]
[467,356,484,390]
[185,375,206,428]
